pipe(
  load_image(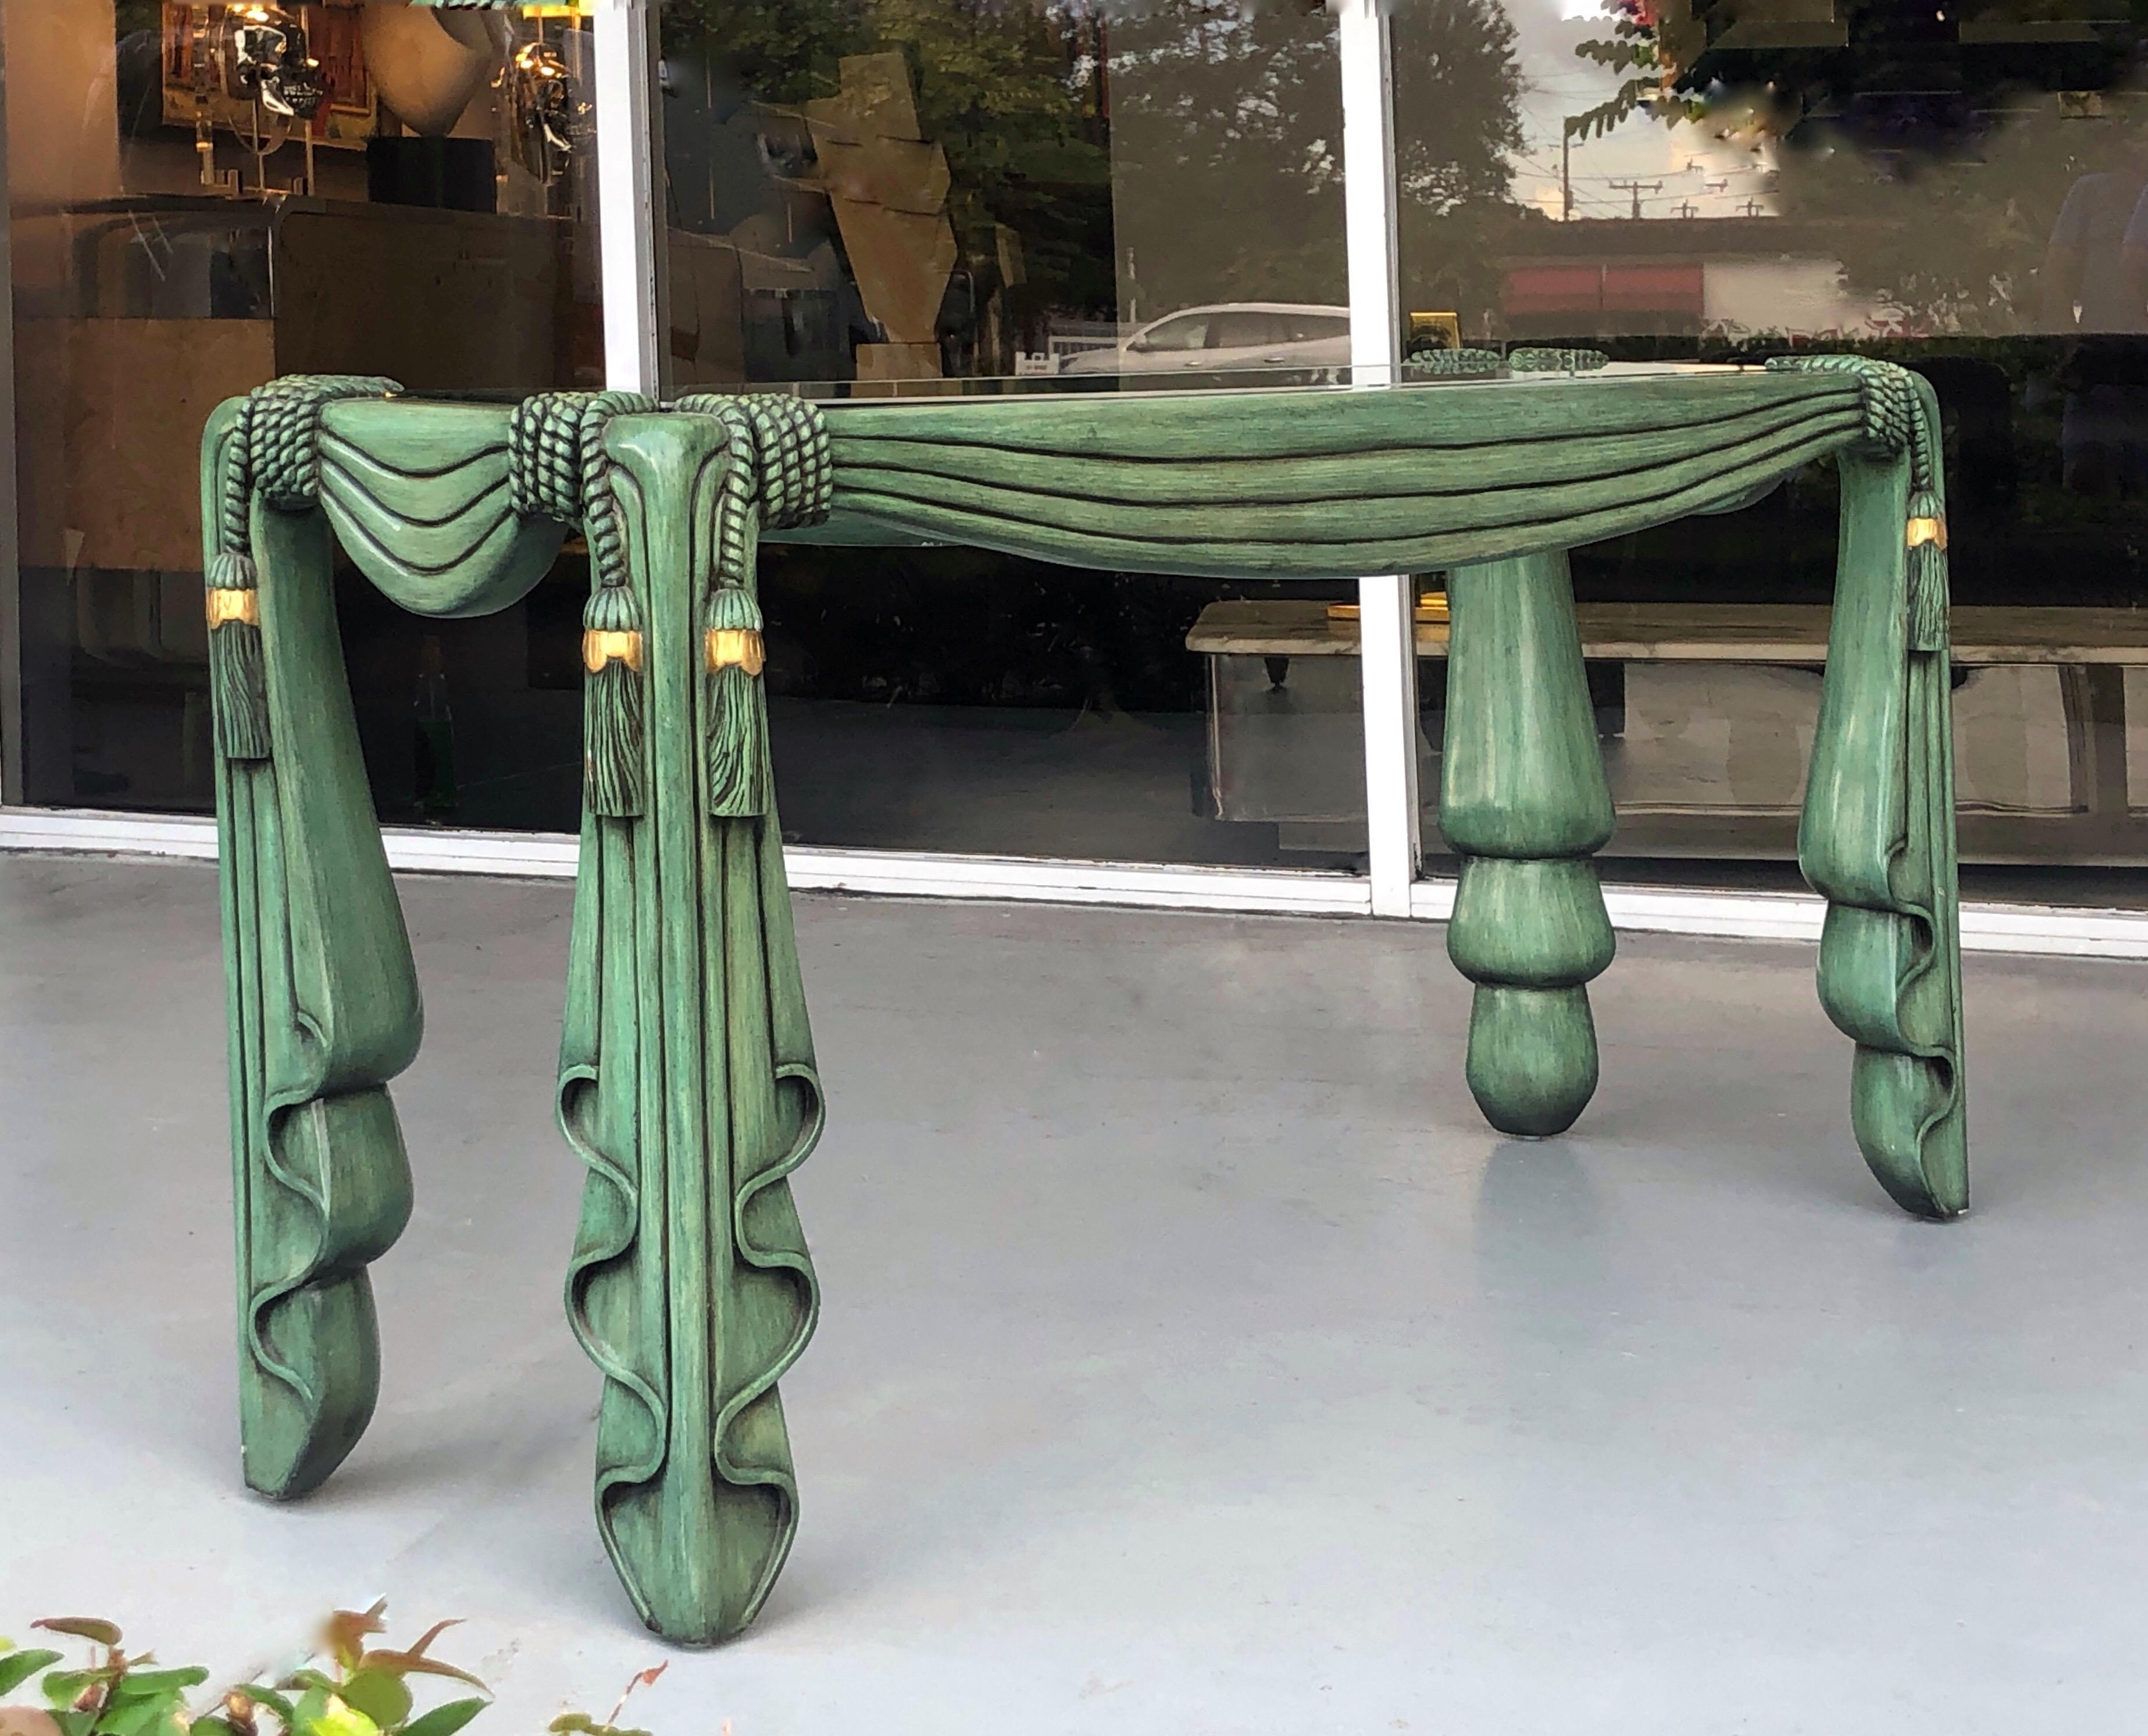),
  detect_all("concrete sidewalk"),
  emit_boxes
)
[4,853,2147,1734]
